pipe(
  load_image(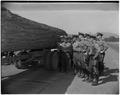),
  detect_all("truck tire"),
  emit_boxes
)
[14,60,26,69]
[14,51,32,69]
